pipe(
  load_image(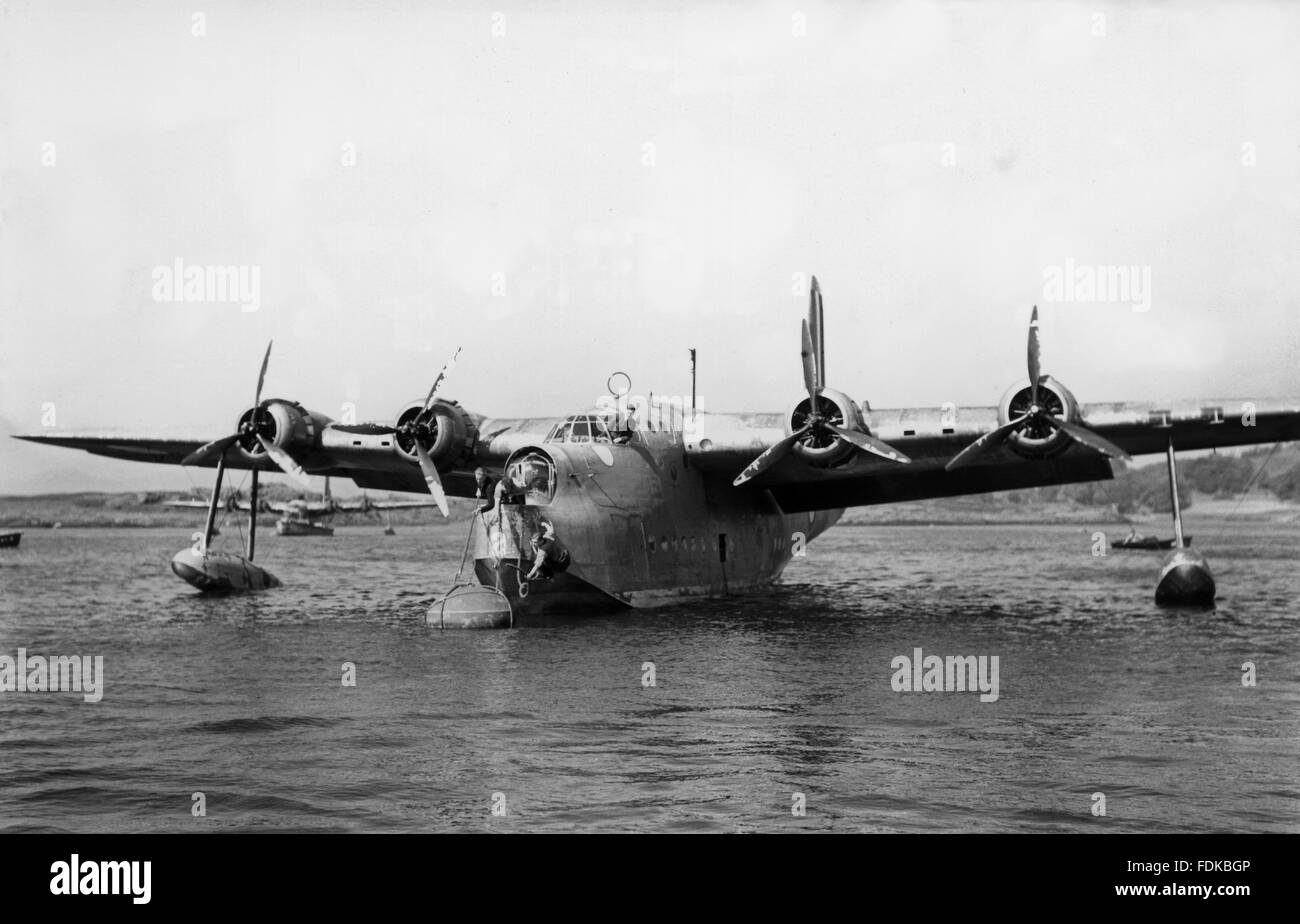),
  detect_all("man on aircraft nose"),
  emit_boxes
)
[526,523,571,582]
